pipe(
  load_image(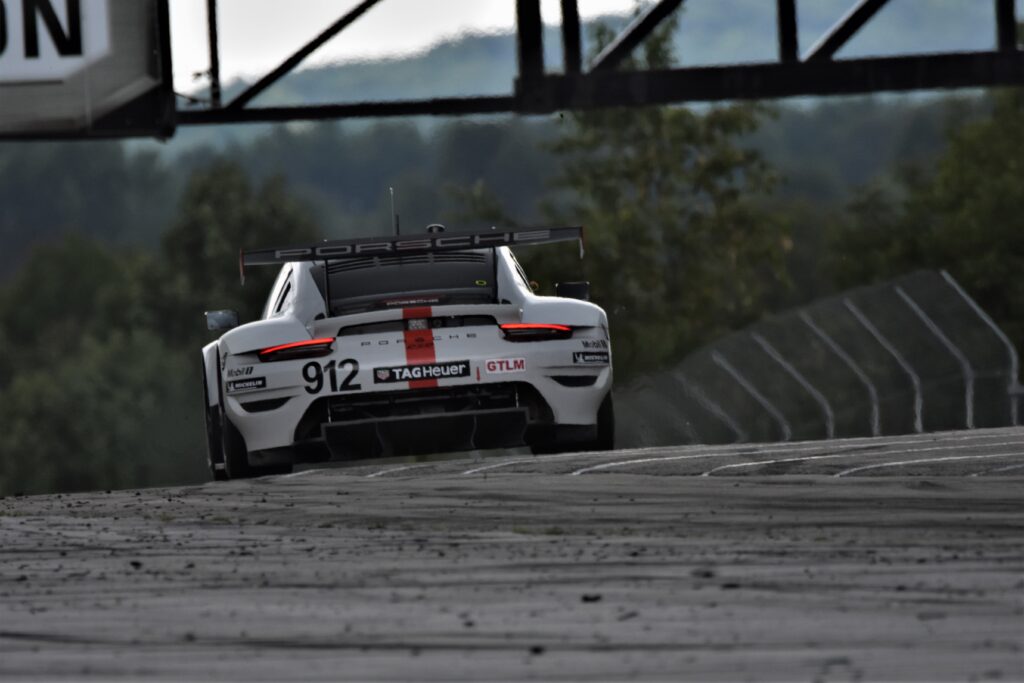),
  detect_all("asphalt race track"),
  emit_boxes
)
[1,428,1022,681]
